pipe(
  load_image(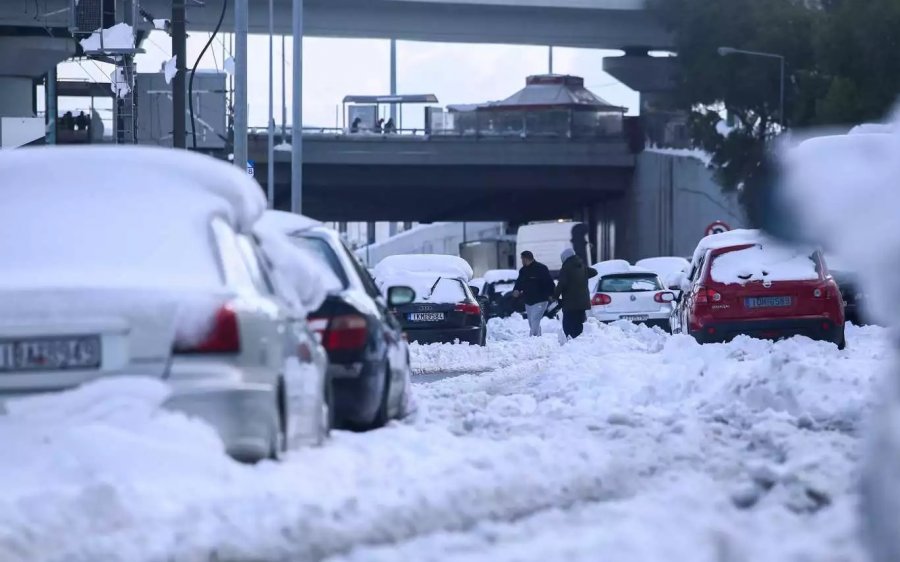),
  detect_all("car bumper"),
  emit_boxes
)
[593,309,672,330]
[690,317,843,345]
[164,379,278,463]
[404,326,482,345]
